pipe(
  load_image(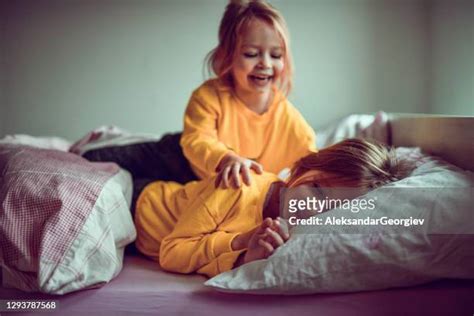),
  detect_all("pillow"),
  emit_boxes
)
[316,111,389,148]
[205,148,474,294]
[69,125,161,155]
[0,144,136,294]
[0,134,72,151]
